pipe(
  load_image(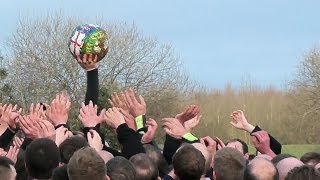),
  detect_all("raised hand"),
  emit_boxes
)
[79,101,105,127]
[103,107,125,129]
[46,91,71,126]
[0,104,22,131]
[175,105,201,131]
[108,92,129,112]
[230,110,255,133]
[19,115,55,140]
[87,130,103,152]
[28,103,45,121]
[37,120,56,141]
[19,115,41,139]
[5,145,19,164]
[12,136,24,148]
[200,136,217,167]
[162,118,188,139]
[124,88,146,117]
[118,108,136,130]
[184,115,202,132]
[55,126,72,146]
[141,118,158,144]
[215,137,226,150]
[76,54,99,71]
[251,130,276,157]
[200,136,217,155]
[176,105,200,123]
